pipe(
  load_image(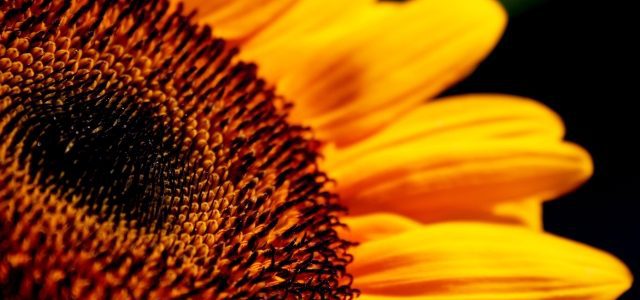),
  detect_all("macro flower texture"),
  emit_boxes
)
[0,0,632,299]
